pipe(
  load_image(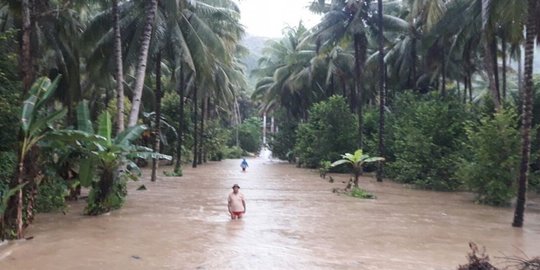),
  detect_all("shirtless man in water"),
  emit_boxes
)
[228,184,246,219]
